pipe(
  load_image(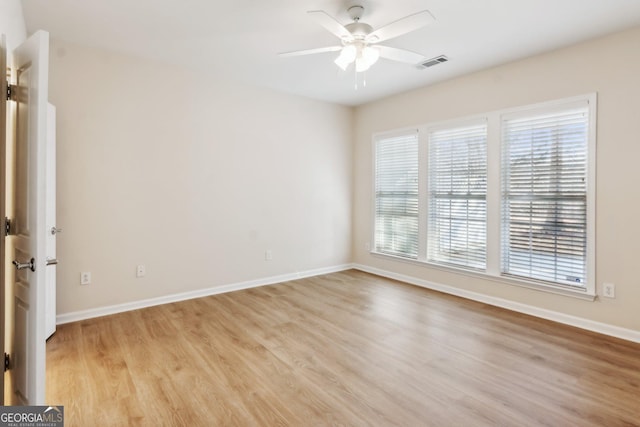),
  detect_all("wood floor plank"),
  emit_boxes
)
[46,270,640,426]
